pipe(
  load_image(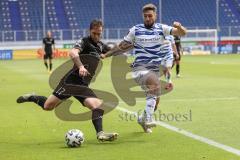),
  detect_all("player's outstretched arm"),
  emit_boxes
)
[172,43,179,60]
[101,40,133,59]
[69,48,89,77]
[172,21,187,36]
